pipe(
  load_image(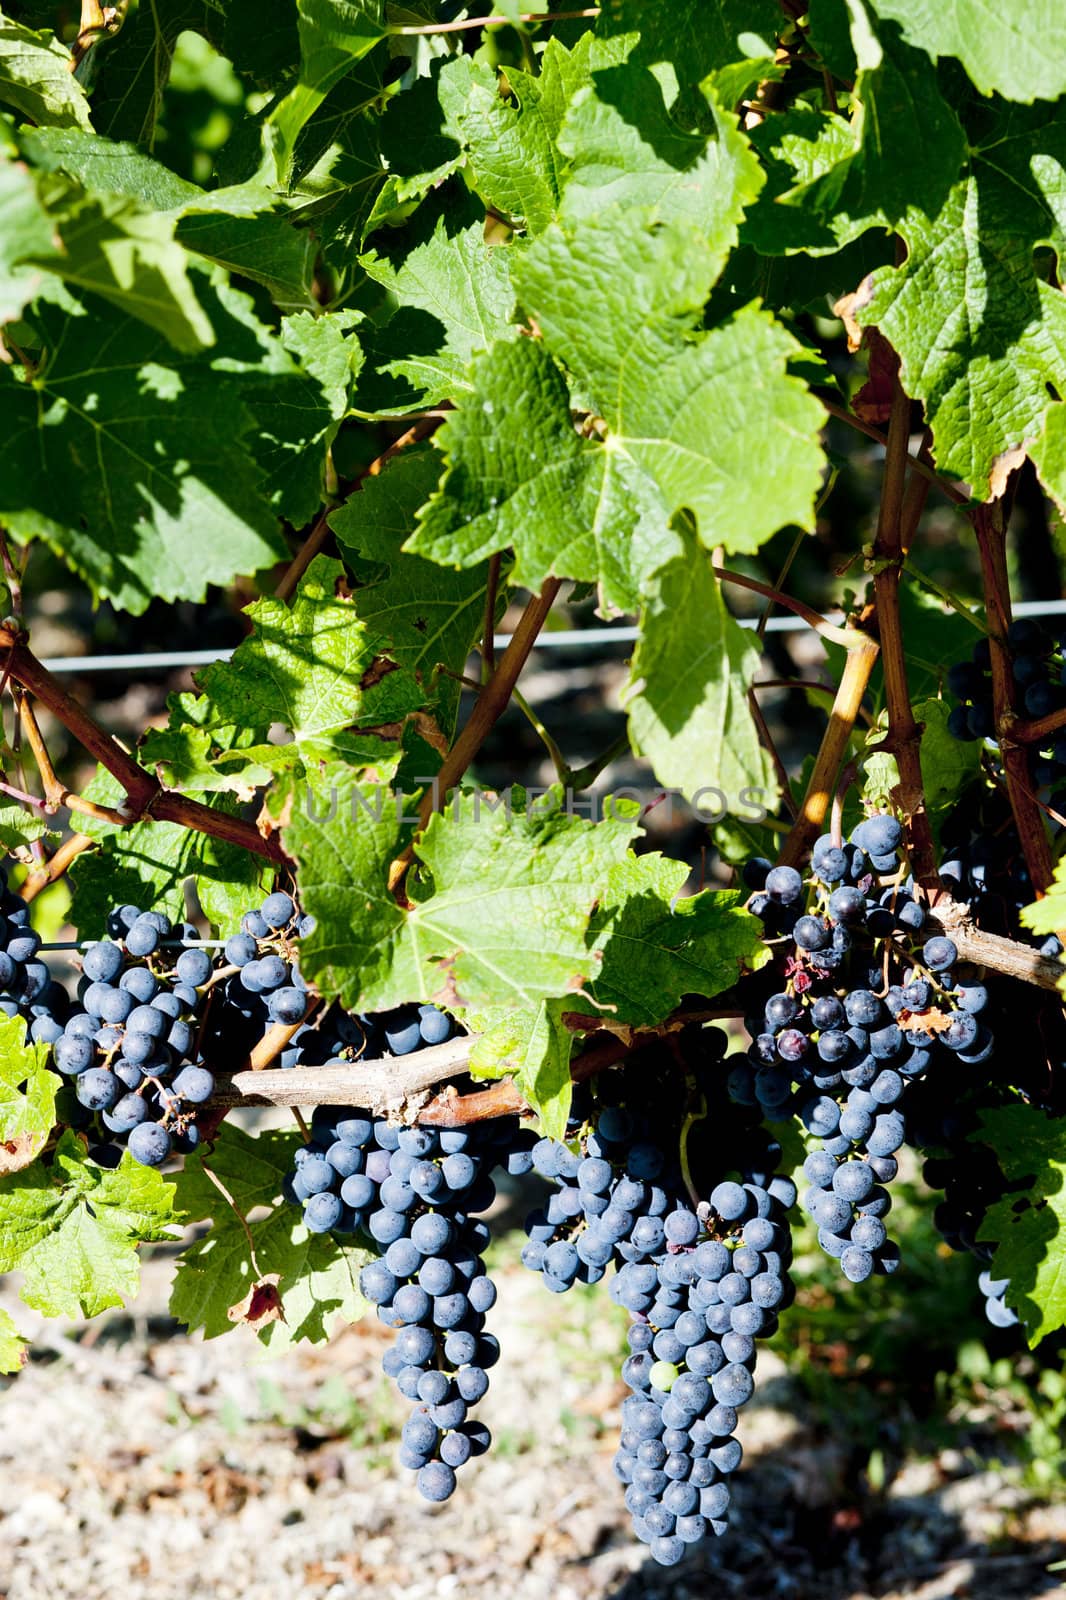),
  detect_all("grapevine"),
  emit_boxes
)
[0,0,1065,1583]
